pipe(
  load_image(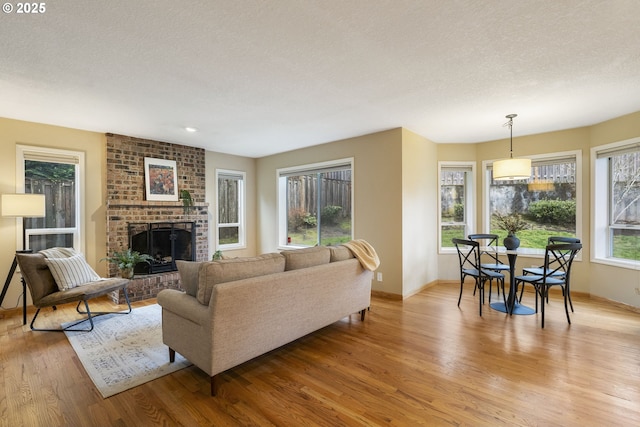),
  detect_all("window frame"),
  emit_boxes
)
[215,169,246,251]
[592,137,640,269]
[438,161,476,253]
[16,144,84,253]
[482,149,582,257]
[277,158,354,249]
